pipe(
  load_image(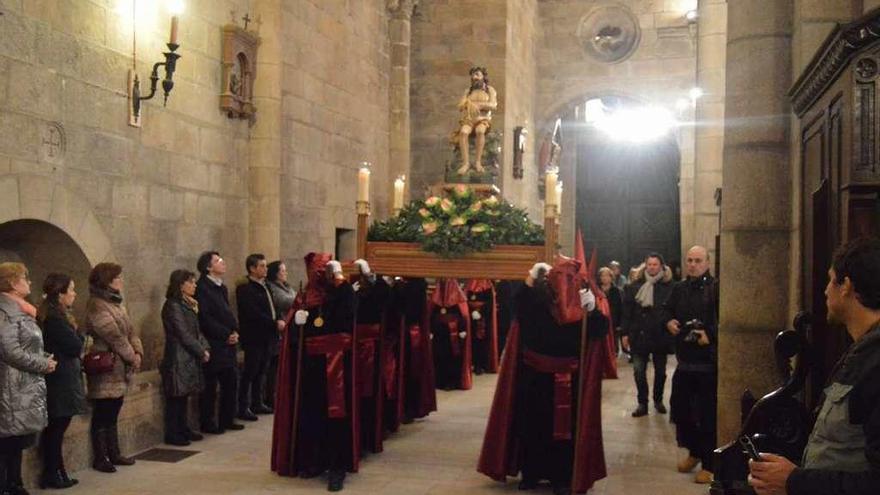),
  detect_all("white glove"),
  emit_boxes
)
[458,331,467,339]
[352,281,360,292]
[294,310,309,325]
[471,310,482,321]
[326,260,343,275]
[579,288,596,312]
[529,262,553,281]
